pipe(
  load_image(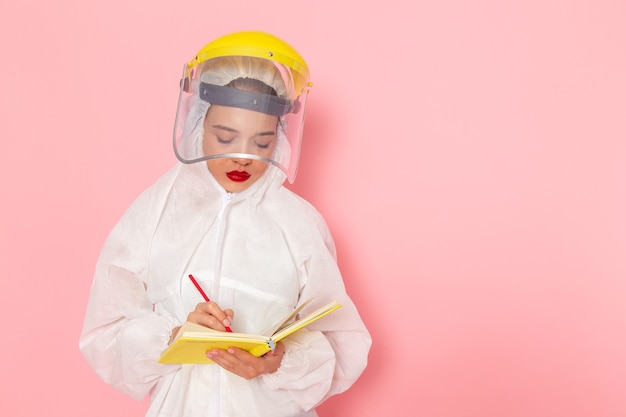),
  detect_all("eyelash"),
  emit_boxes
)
[217,137,271,149]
